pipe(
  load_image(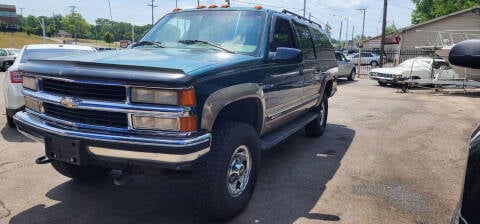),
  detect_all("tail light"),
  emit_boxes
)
[10,71,22,83]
